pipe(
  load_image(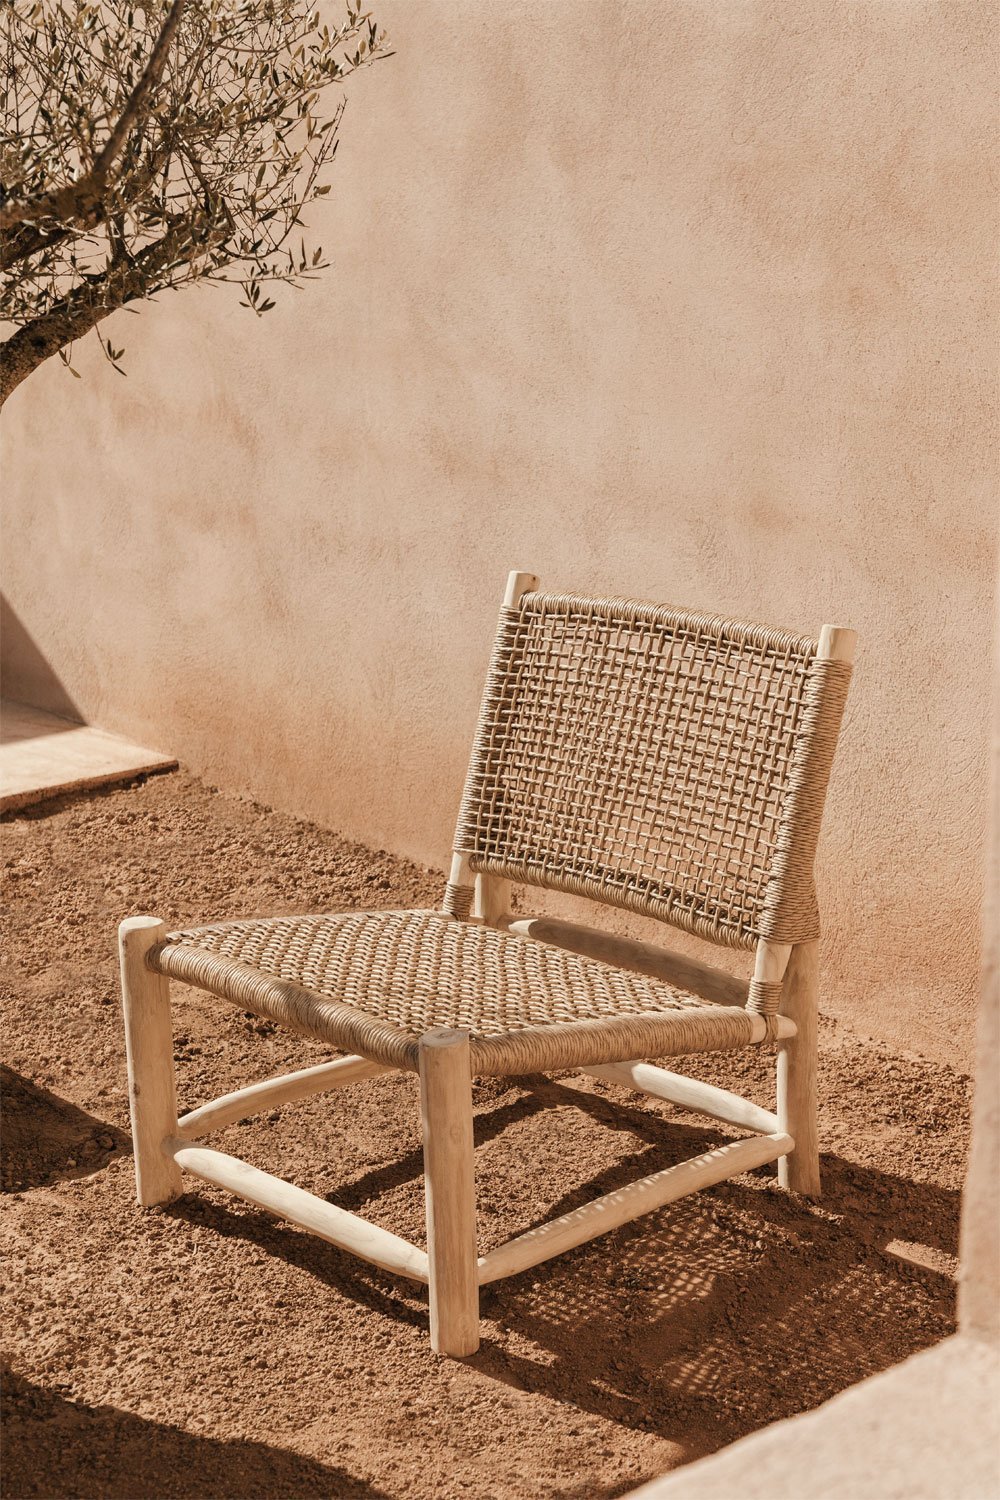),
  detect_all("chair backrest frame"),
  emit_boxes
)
[444,571,855,967]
